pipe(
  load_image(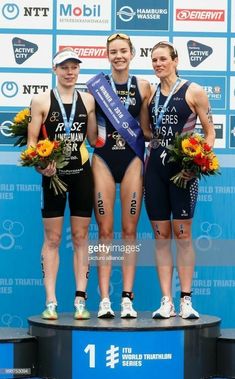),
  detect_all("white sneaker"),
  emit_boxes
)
[121,297,137,318]
[152,296,176,319]
[179,296,199,319]
[98,298,115,318]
